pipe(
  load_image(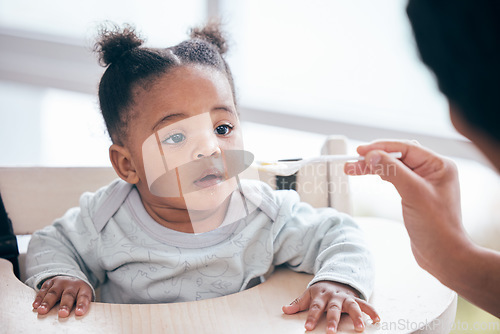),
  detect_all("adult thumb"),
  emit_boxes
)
[363,150,424,199]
